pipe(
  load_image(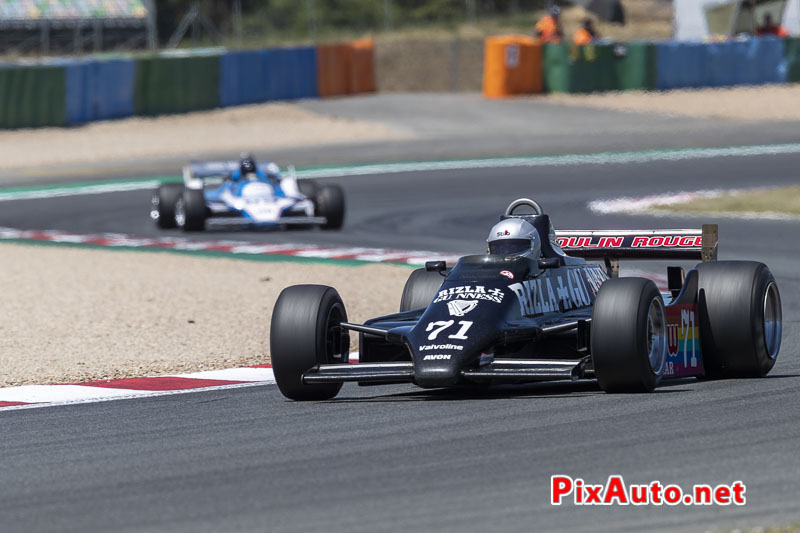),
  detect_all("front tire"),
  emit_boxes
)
[695,261,781,378]
[271,285,349,401]
[591,277,667,393]
[151,183,184,229]
[176,189,206,232]
[316,185,345,230]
